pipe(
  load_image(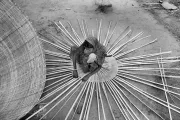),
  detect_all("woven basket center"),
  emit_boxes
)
[77,56,118,82]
